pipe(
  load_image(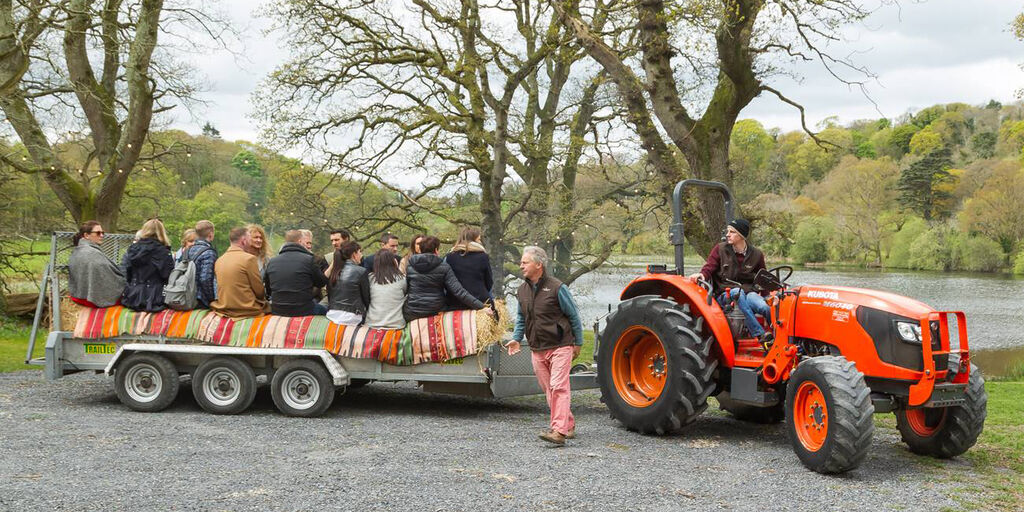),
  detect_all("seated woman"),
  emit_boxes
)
[121,219,175,312]
[403,236,484,322]
[173,228,196,264]
[399,233,425,275]
[68,221,126,308]
[246,224,272,275]
[326,241,370,326]
[444,227,493,310]
[364,248,407,329]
